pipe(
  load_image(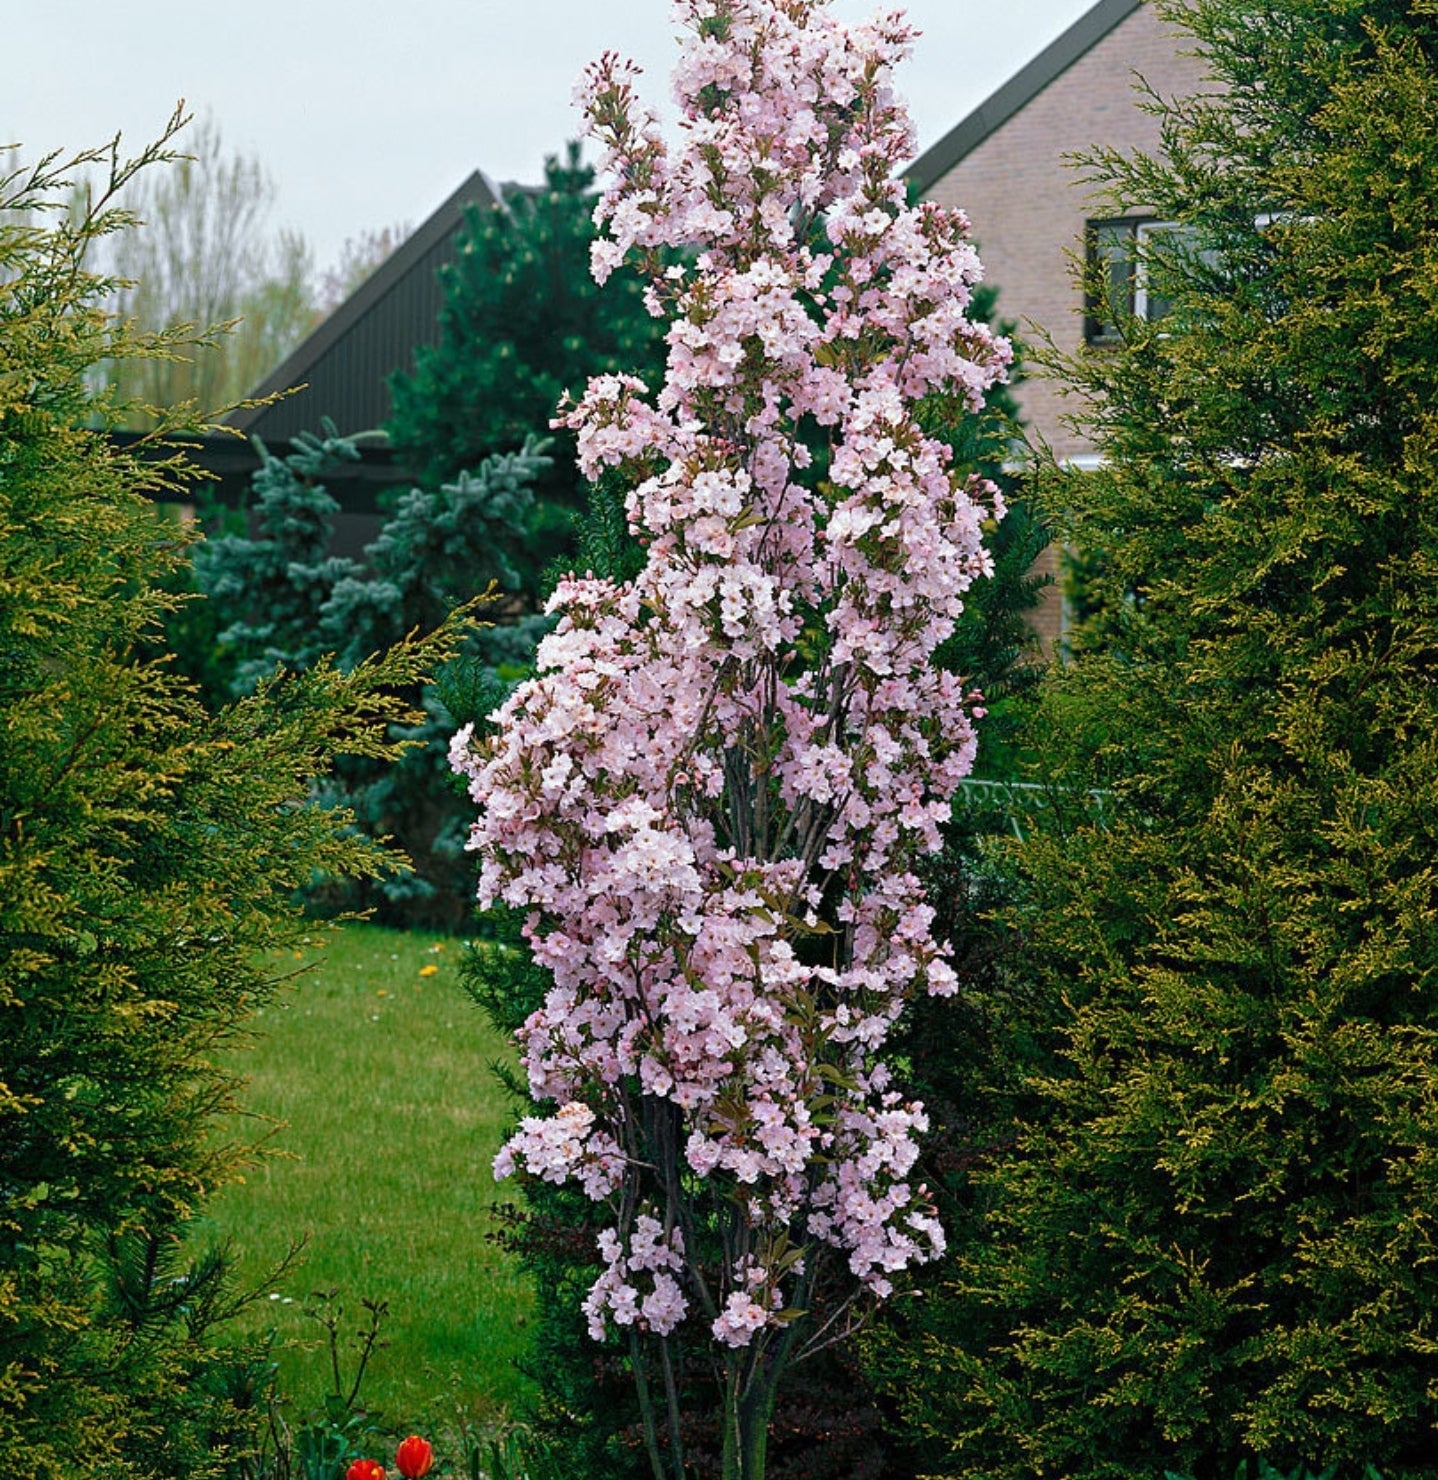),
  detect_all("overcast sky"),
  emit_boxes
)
[8,0,1097,274]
